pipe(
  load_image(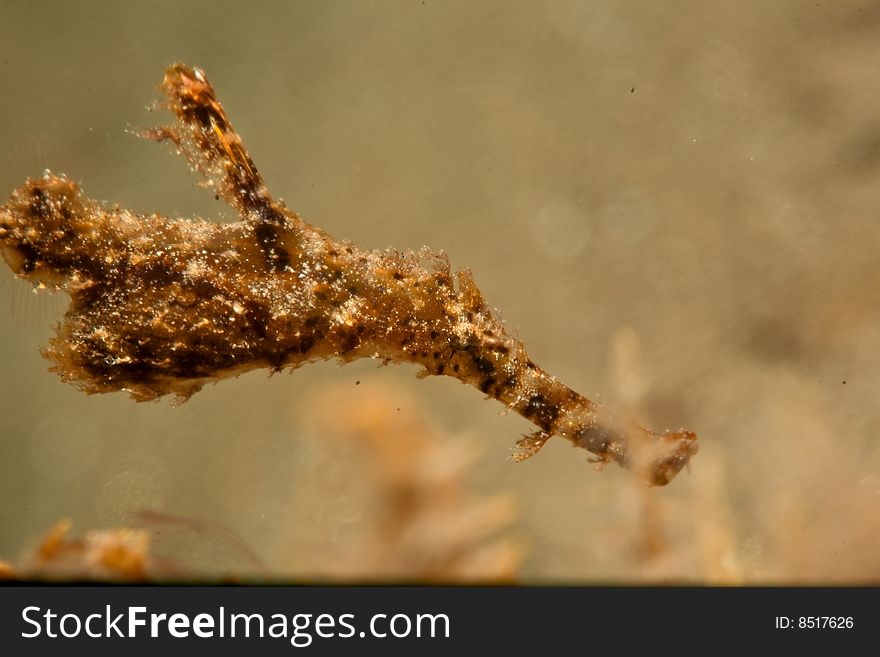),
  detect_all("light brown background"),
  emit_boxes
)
[1,0,878,581]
